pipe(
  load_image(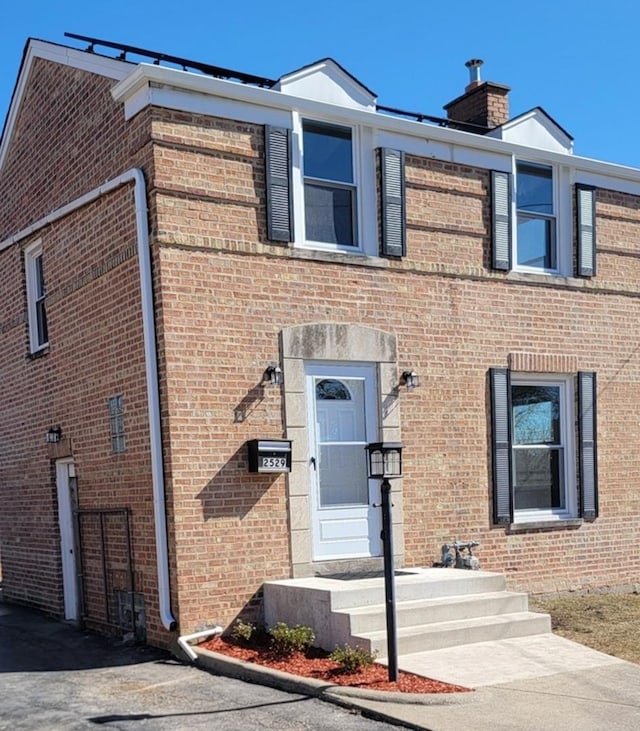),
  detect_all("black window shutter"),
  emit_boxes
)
[576,185,596,277]
[265,126,293,242]
[490,367,513,524]
[491,171,512,271]
[578,371,598,520]
[380,148,406,257]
